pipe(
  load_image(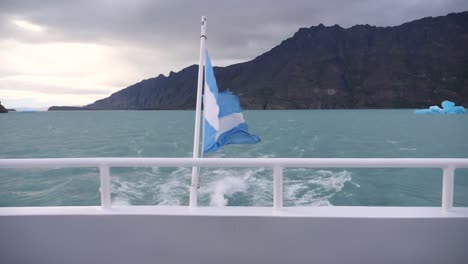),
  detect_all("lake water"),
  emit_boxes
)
[1,110,467,207]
